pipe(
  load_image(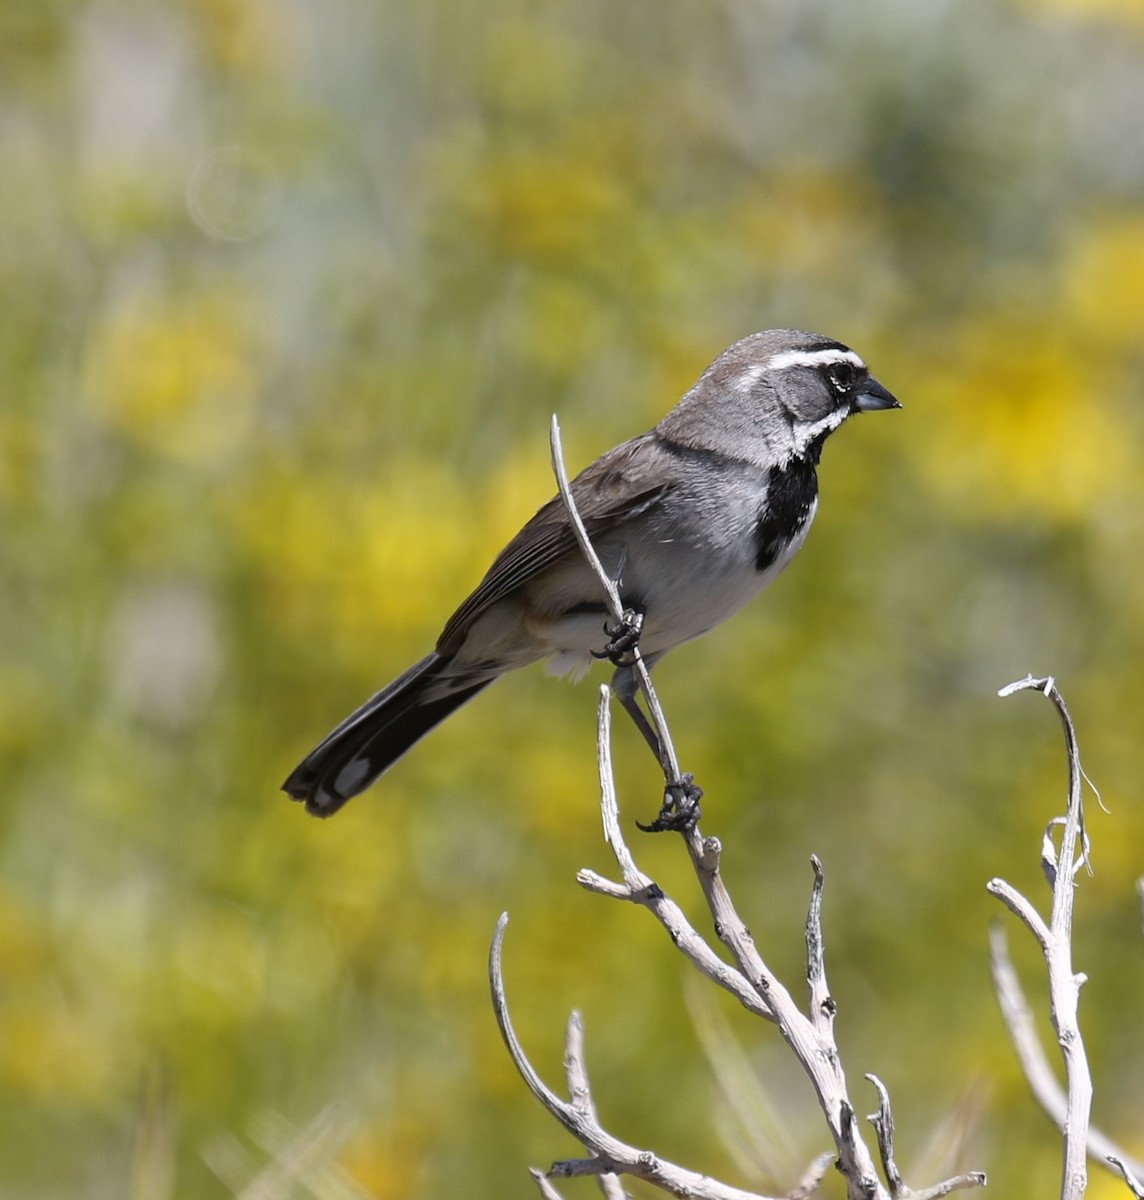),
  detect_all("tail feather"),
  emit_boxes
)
[282,654,493,817]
